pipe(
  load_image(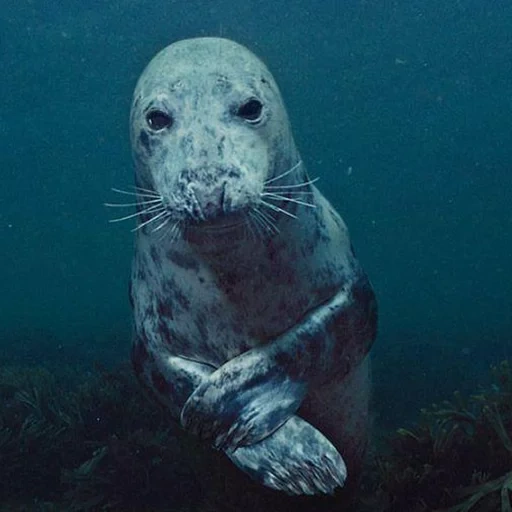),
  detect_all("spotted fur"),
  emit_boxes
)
[128,38,377,496]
